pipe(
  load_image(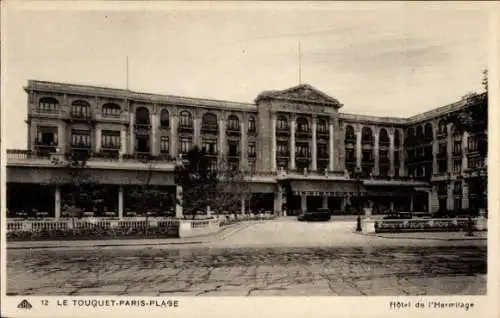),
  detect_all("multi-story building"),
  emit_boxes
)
[5,80,488,218]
